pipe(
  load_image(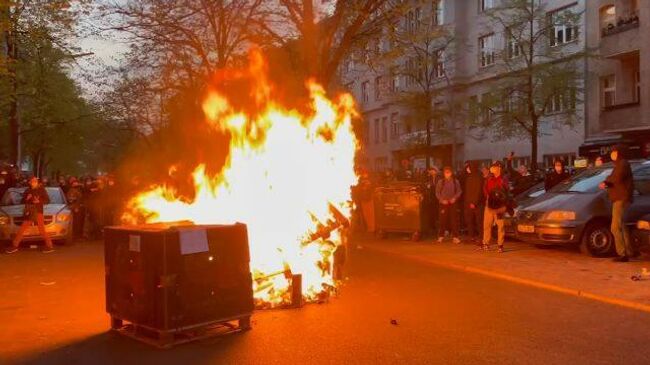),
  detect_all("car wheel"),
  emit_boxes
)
[580,222,615,257]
